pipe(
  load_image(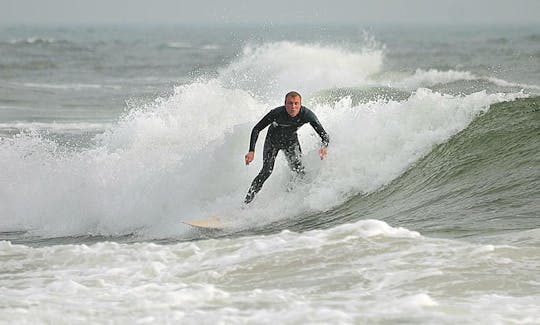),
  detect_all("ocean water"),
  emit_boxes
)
[0,24,539,324]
